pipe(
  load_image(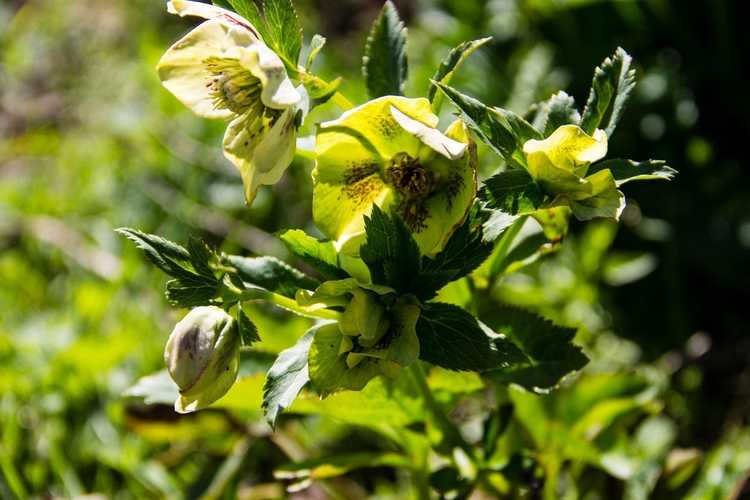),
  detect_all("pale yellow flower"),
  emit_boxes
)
[158,0,305,203]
